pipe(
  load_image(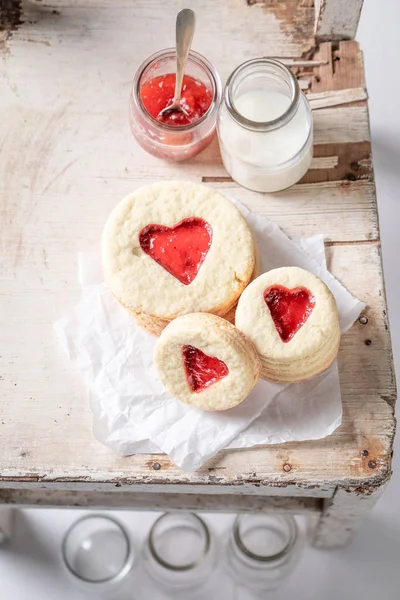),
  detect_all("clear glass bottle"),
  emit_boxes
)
[143,512,220,595]
[217,58,313,192]
[224,514,304,594]
[61,514,137,595]
[130,49,221,162]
